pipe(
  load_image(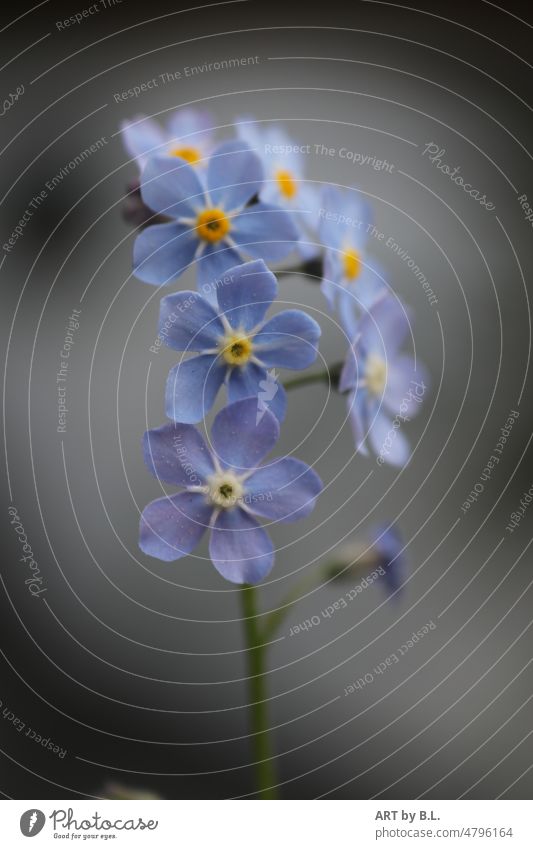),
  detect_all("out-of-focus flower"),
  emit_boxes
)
[121,108,215,173]
[103,781,160,800]
[160,259,320,423]
[327,523,406,595]
[133,141,299,291]
[237,120,320,258]
[139,398,323,584]
[319,186,387,337]
[340,292,428,466]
